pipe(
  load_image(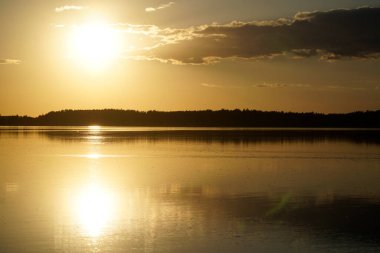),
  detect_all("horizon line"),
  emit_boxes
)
[1,108,380,118]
